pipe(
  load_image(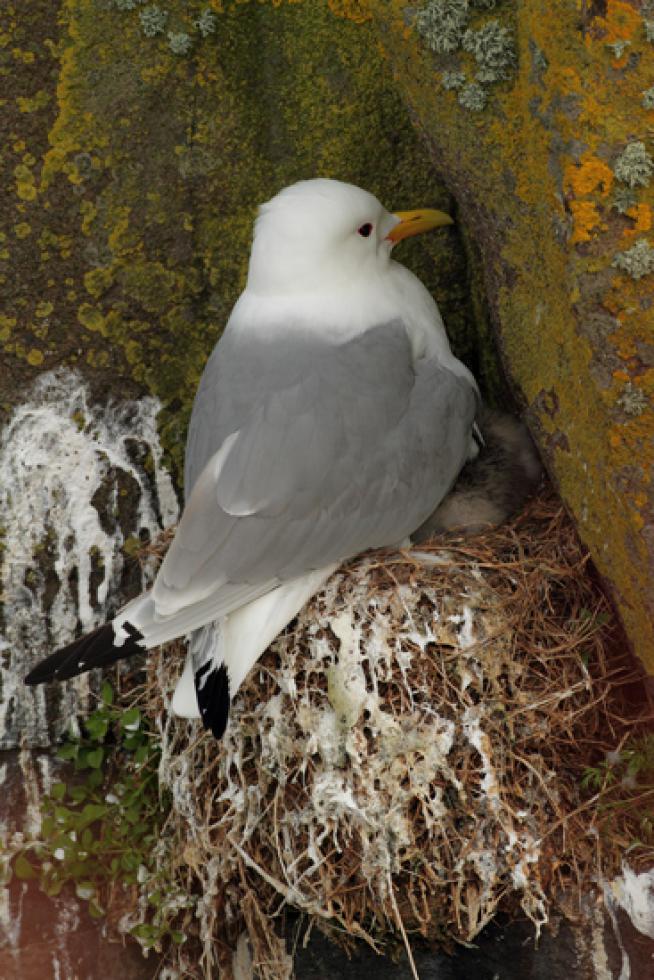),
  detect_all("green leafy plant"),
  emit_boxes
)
[10,682,191,951]
[582,734,654,790]
[581,734,654,851]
